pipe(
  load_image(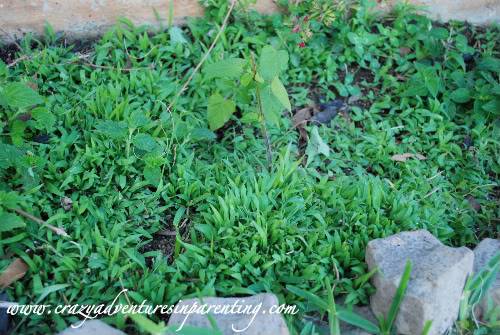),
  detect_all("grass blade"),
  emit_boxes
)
[385,260,412,331]
[337,308,380,333]
[421,320,432,335]
[287,285,329,311]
